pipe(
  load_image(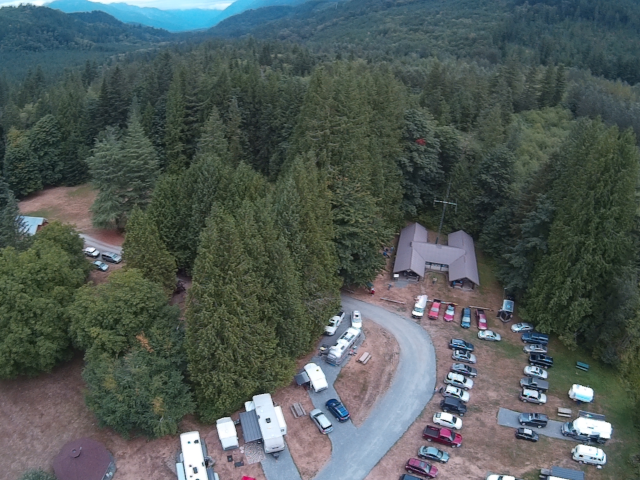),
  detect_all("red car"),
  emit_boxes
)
[428,299,442,320]
[405,458,438,478]
[475,308,487,330]
[443,304,455,322]
[422,425,462,447]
